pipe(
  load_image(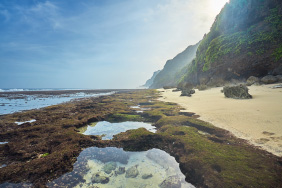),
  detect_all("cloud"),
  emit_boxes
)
[16,1,62,29]
[0,0,229,88]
